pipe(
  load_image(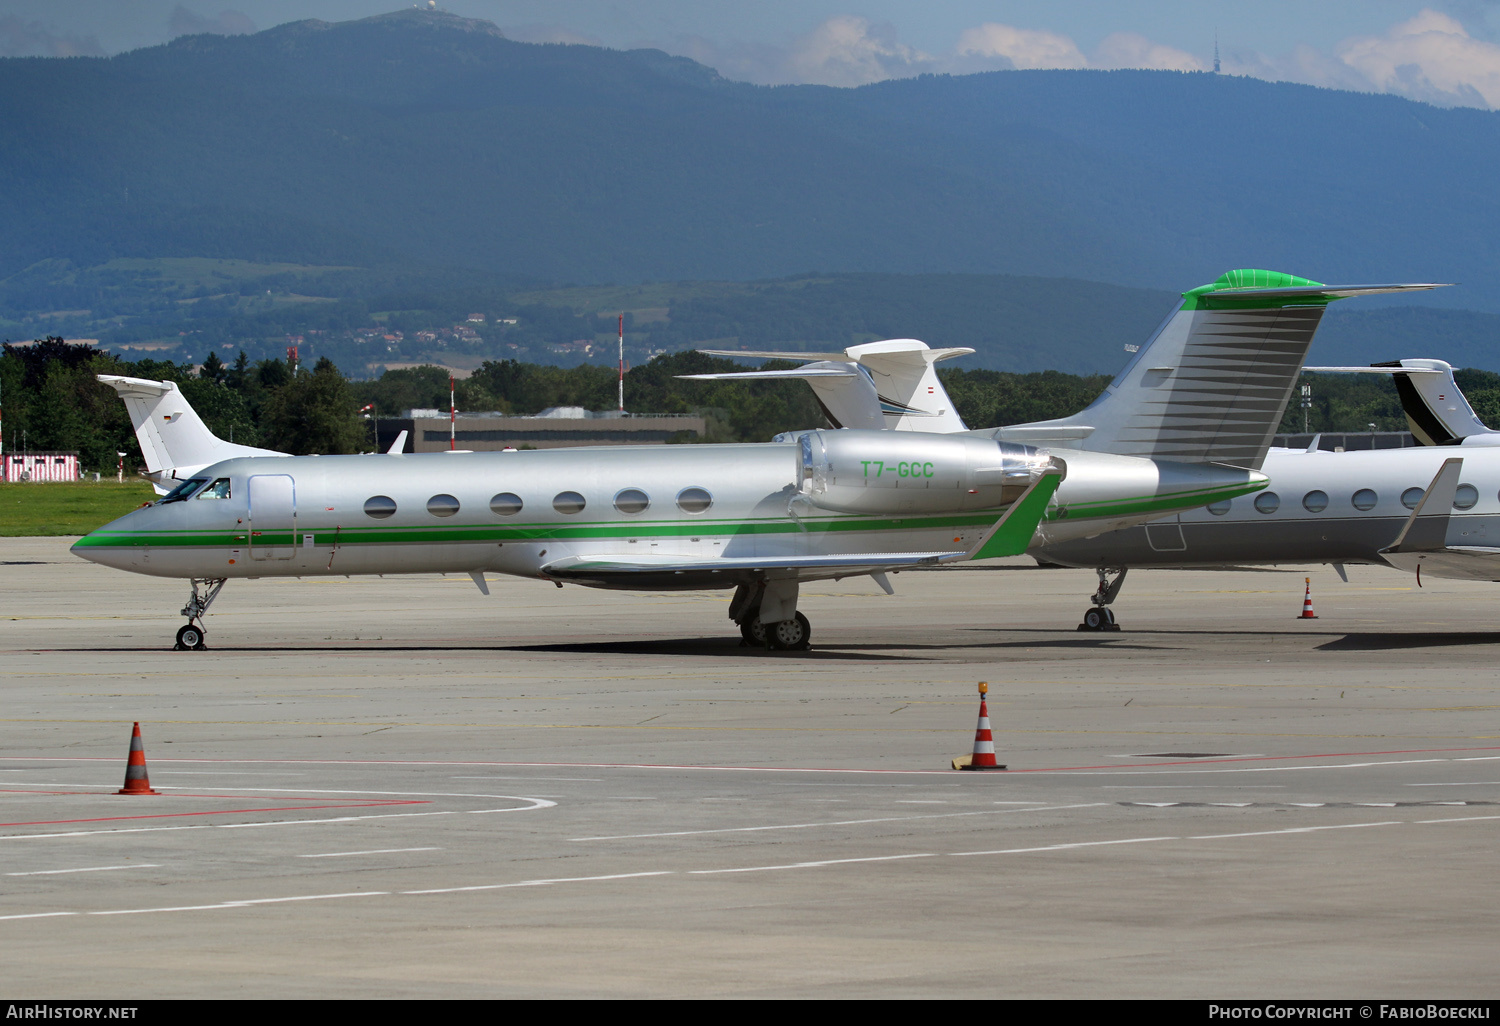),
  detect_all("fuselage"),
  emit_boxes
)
[72,434,1267,588]
[1038,445,1499,569]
